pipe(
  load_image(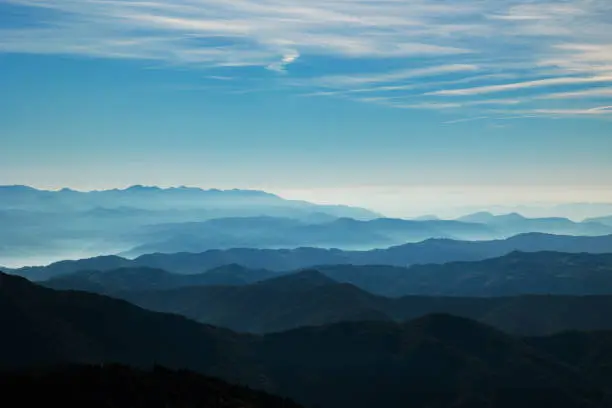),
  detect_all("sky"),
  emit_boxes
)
[1,0,612,216]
